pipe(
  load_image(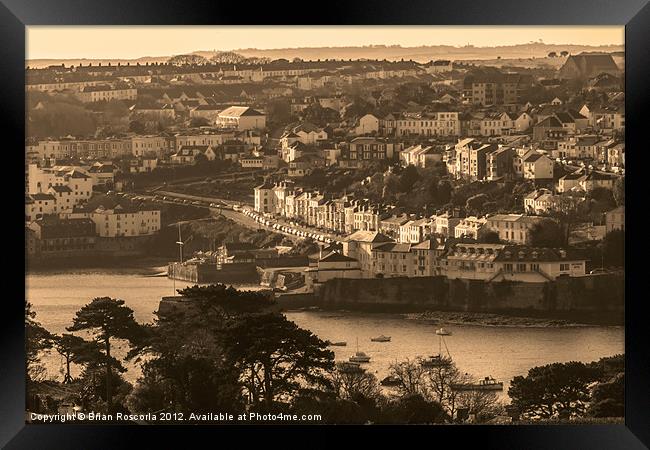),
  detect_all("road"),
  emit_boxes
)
[135,189,343,245]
